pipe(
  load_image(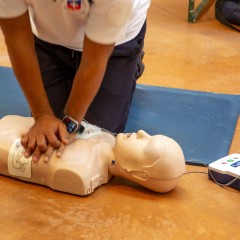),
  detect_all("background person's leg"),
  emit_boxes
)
[85,22,146,133]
